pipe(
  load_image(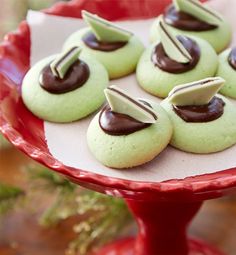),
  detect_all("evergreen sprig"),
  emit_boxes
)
[0,164,133,255]
[26,164,75,191]
[26,166,133,255]
[0,134,11,149]
[67,191,132,255]
[25,165,78,226]
[0,183,24,215]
